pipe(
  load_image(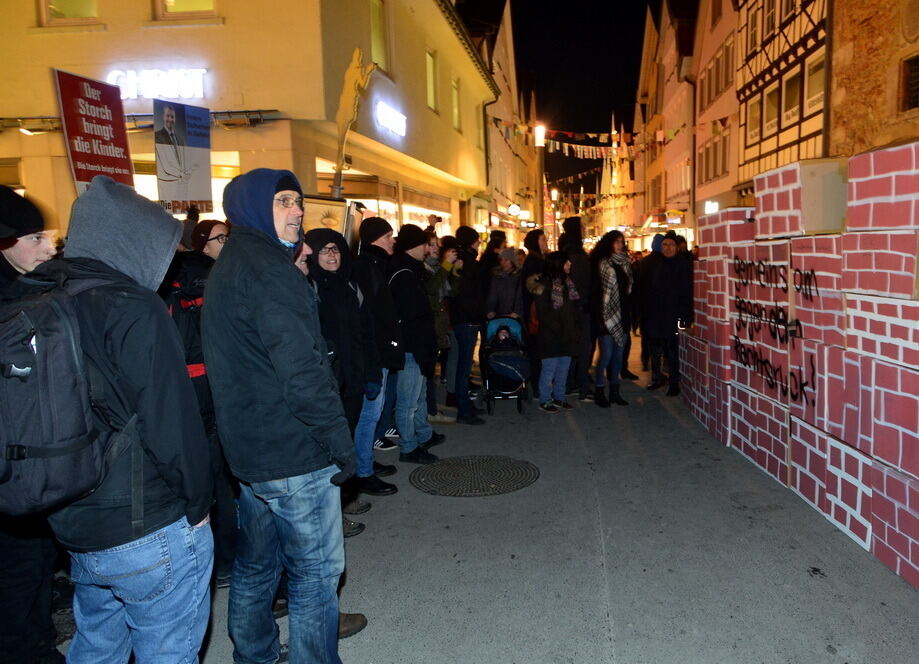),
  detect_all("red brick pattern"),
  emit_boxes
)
[754,164,803,239]
[869,464,919,587]
[847,142,919,232]
[870,358,919,479]
[789,235,845,347]
[845,294,919,369]
[790,416,829,514]
[825,436,873,549]
[841,230,919,300]
[679,333,709,426]
[787,339,825,428]
[730,386,789,485]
